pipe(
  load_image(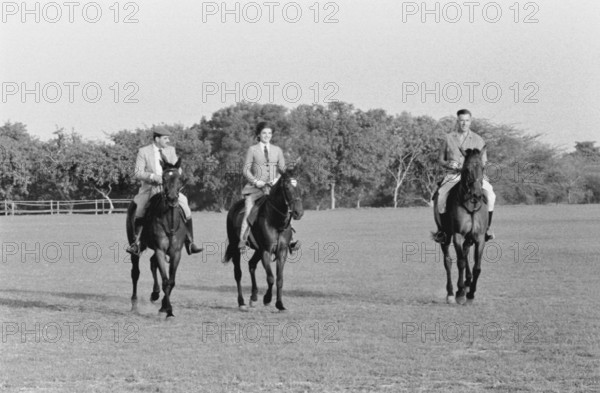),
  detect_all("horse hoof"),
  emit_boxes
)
[466,298,474,305]
[446,296,456,304]
[150,292,160,302]
[456,296,466,305]
[249,300,256,308]
[166,313,175,319]
[275,301,286,311]
[158,307,167,313]
[263,296,272,306]
[239,305,249,312]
